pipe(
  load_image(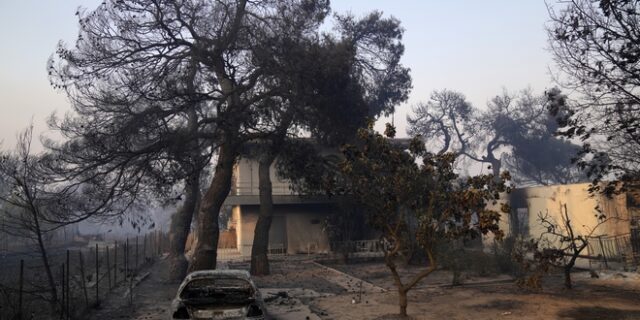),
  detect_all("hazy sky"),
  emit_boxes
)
[0,1,554,151]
